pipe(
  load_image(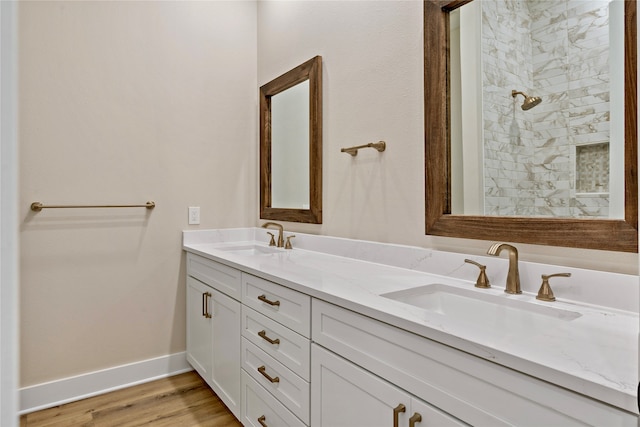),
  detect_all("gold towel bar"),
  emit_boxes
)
[30,201,156,212]
[341,141,386,156]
